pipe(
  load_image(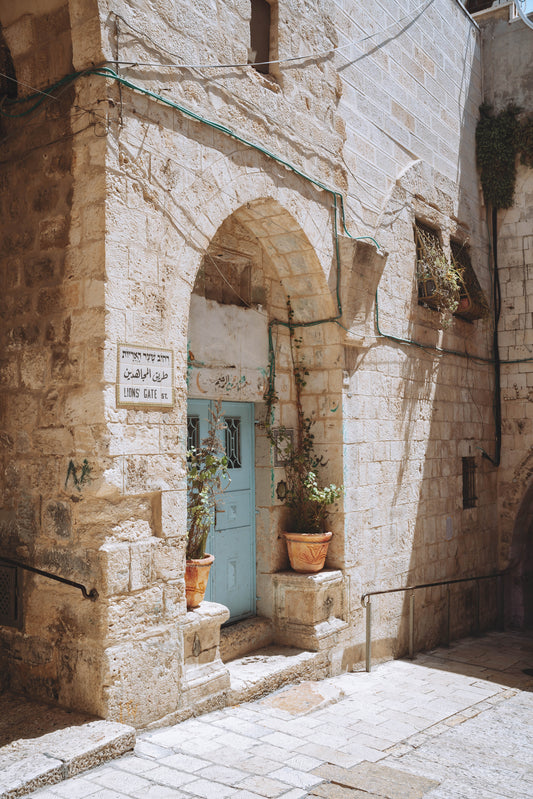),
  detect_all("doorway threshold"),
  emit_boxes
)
[226,645,329,704]
[220,615,274,662]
